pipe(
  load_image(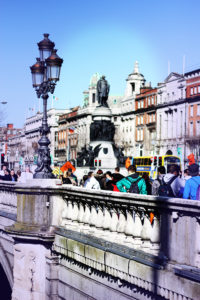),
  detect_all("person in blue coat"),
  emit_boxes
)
[183,163,200,200]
